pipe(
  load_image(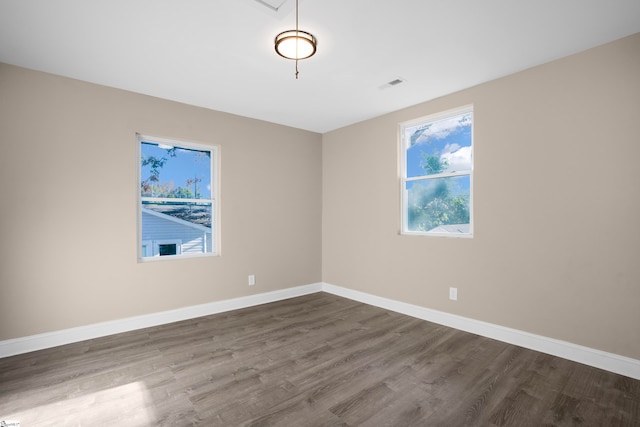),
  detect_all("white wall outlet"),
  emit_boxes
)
[449,287,458,301]
[248,274,255,286]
